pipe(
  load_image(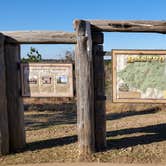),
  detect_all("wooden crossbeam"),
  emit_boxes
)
[89,20,166,33]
